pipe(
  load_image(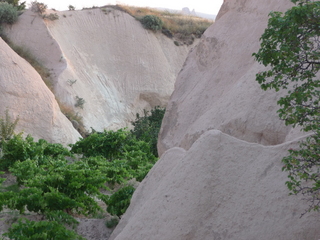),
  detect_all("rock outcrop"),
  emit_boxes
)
[0,38,81,144]
[4,8,196,131]
[110,0,320,239]
[158,0,304,155]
